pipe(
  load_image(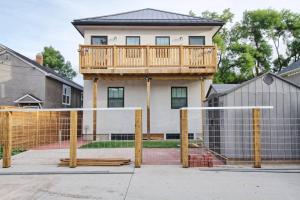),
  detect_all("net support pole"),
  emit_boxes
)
[3,112,12,168]
[69,111,78,168]
[135,109,142,168]
[180,109,189,168]
[252,108,261,168]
